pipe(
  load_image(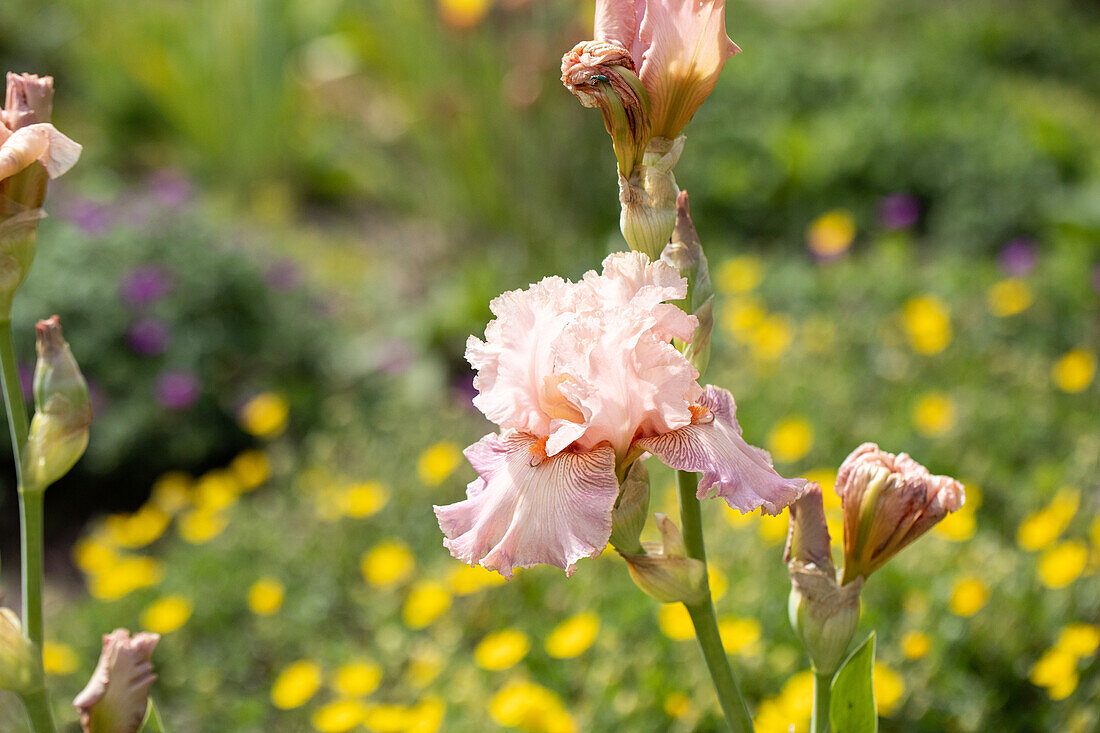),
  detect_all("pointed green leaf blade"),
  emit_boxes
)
[829,632,877,733]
